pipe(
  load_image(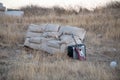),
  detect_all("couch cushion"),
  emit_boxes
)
[45,24,60,32]
[47,40,61,49]
[42,32,60,39]
[26,32,43,38]
[28,24,46,33]
[29,43,41,50]
[45,46,60,54]
[60,35,72,44]
[29,37,45,44]
[60,35,82,44]
[59,26,86,40]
